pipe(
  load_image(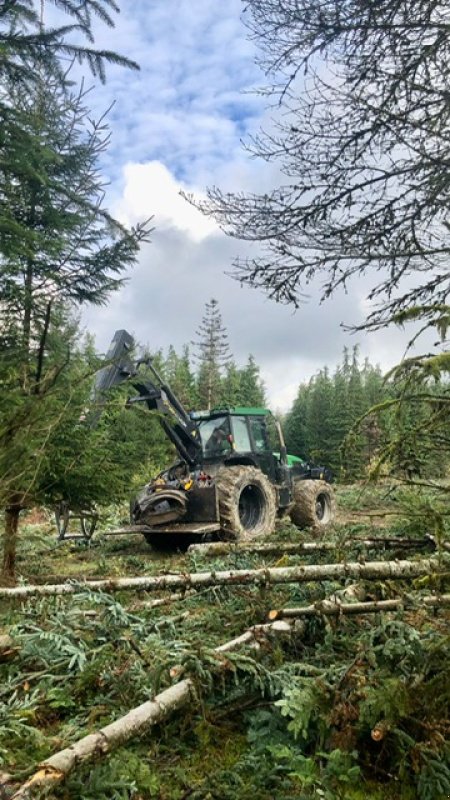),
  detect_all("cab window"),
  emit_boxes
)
[249,417,269,452]
[231,416,252,452]
[266,415,281,452]
[199,416,231,456]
